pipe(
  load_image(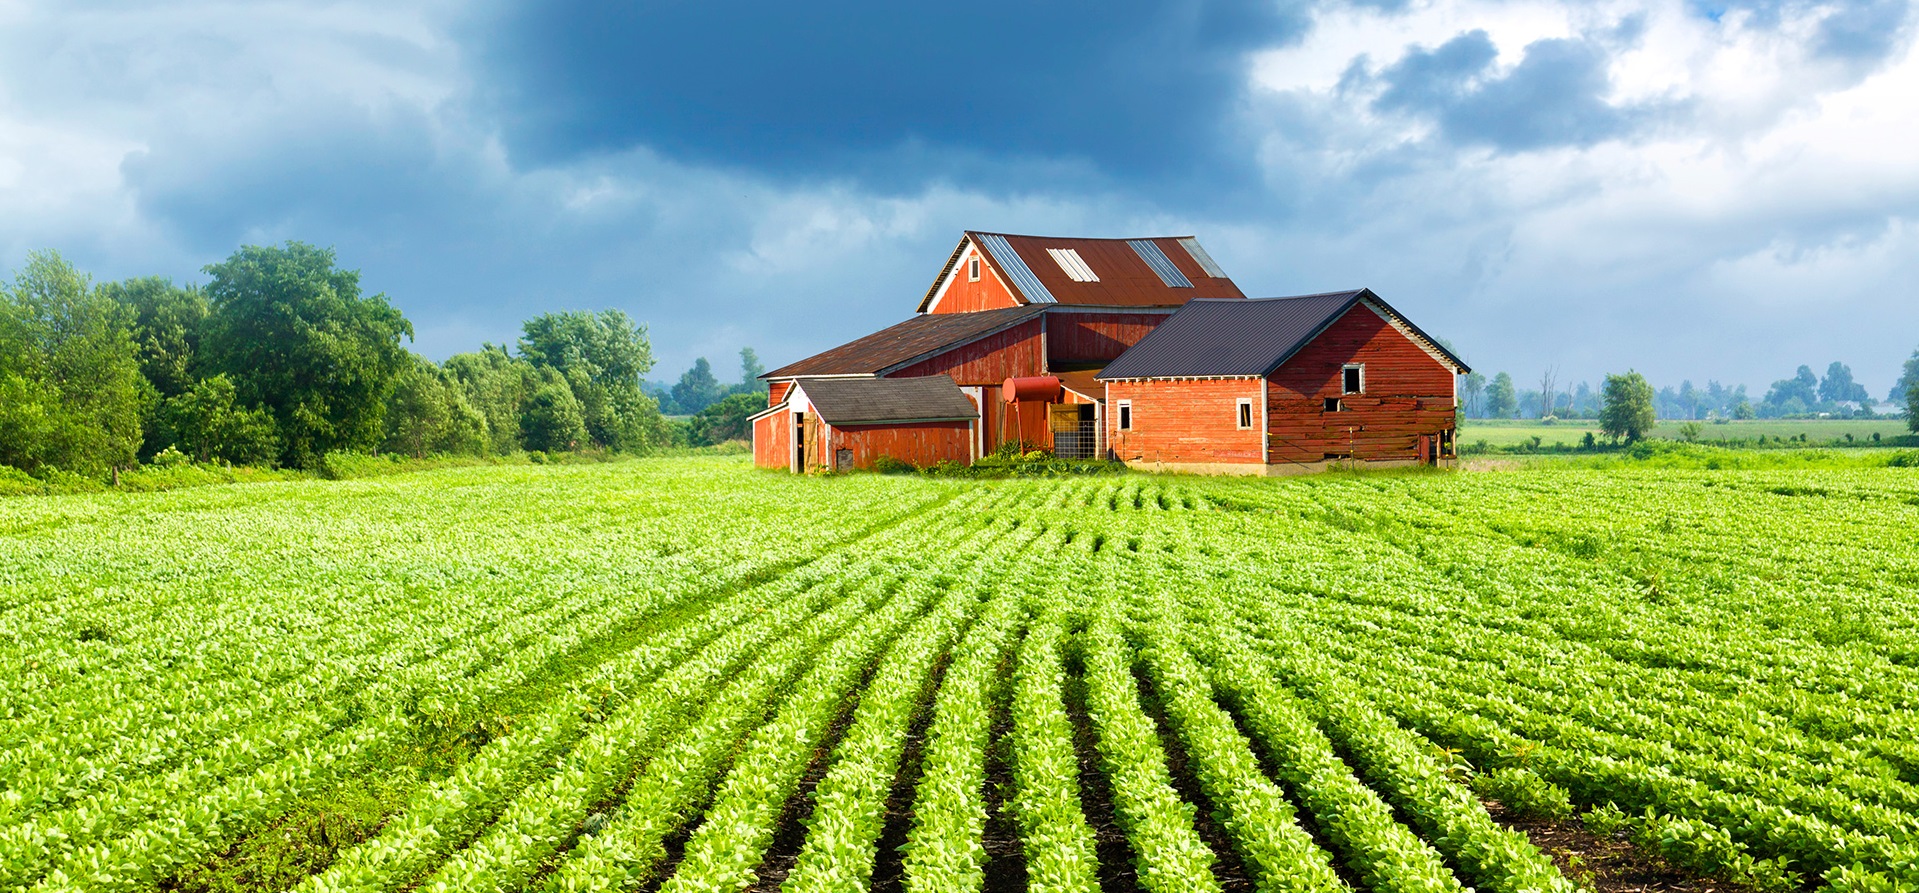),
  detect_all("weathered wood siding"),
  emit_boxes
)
[890,318,1044,385]
[930,252,1021,313]
[752,408,790,470]
[1046,311,1173,365]
[828,422,973,469]
[1266,303,1456,464]
[1105,378,1264,465]
[767,381,792,406]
